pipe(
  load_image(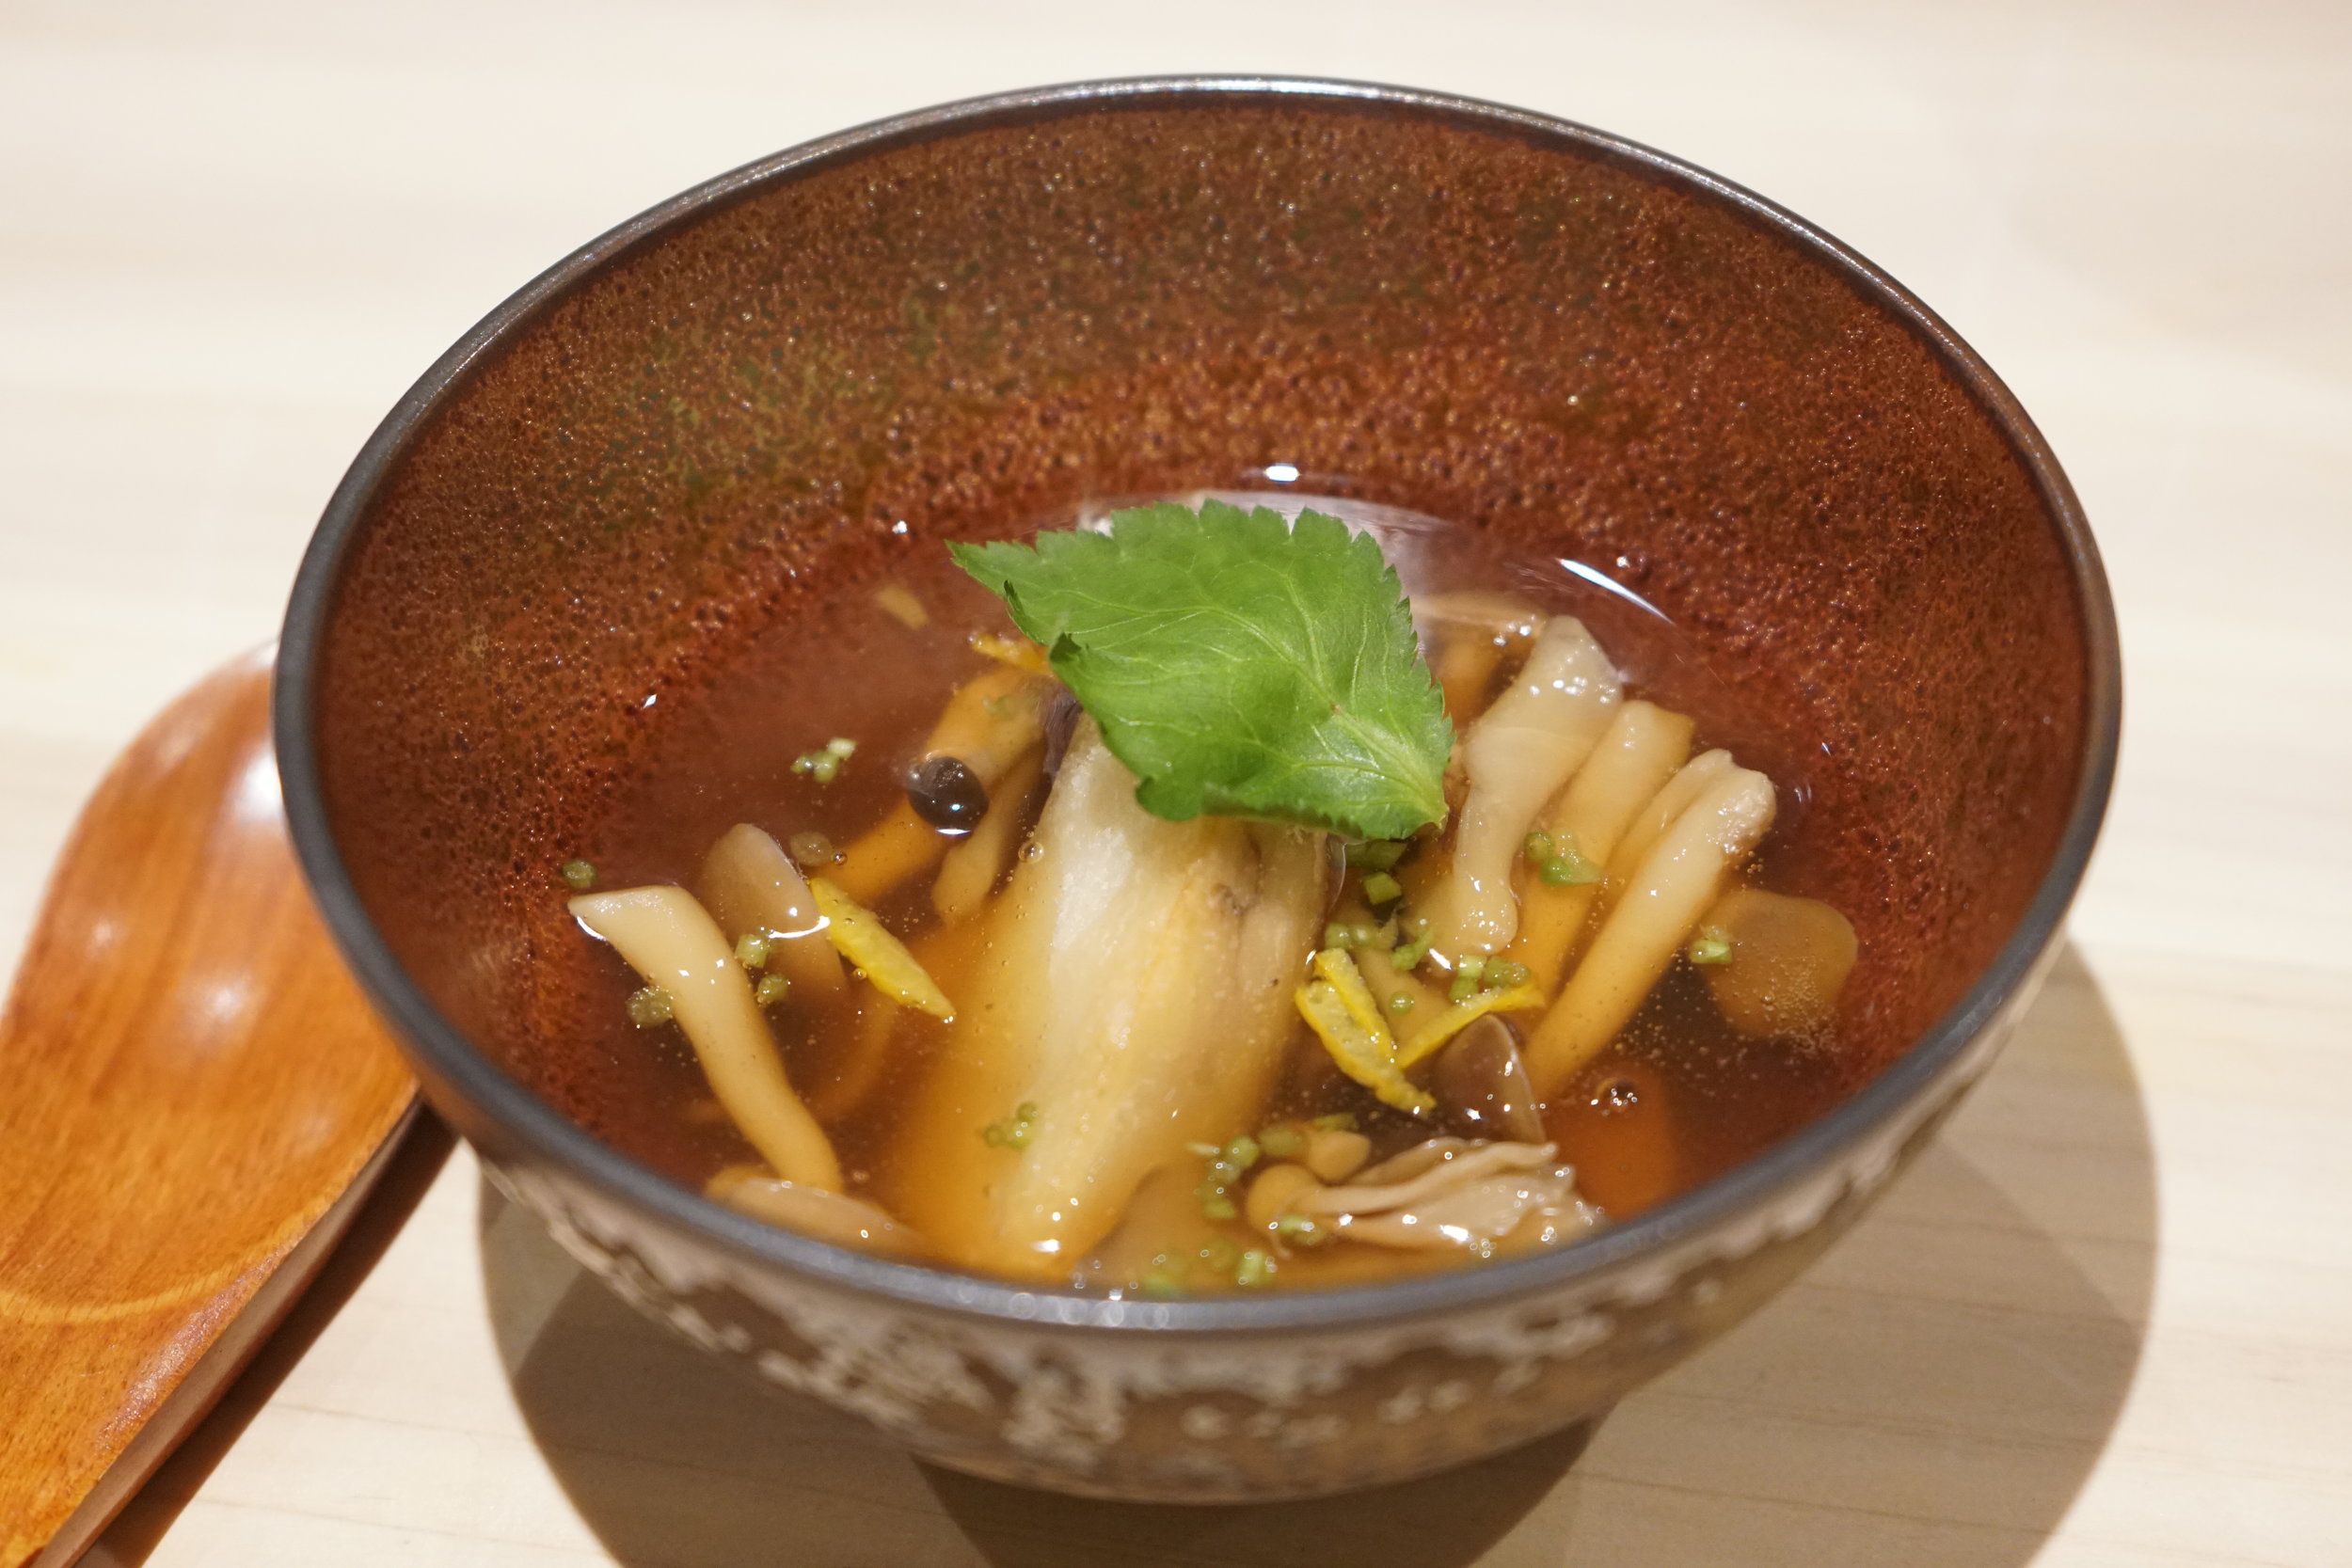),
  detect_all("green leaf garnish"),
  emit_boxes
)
[949,499,1454,840]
